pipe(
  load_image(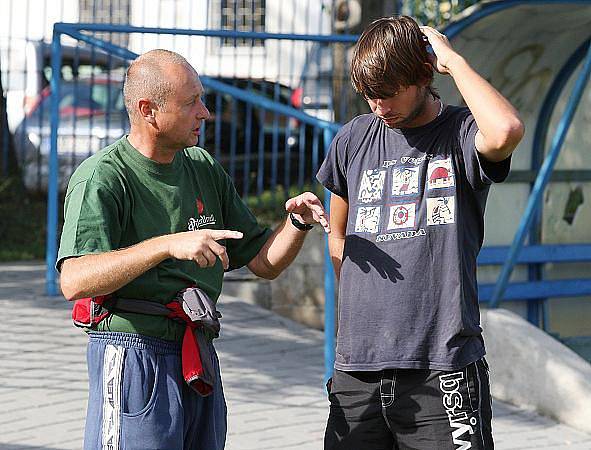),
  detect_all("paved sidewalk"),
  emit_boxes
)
[1,262,590,449]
